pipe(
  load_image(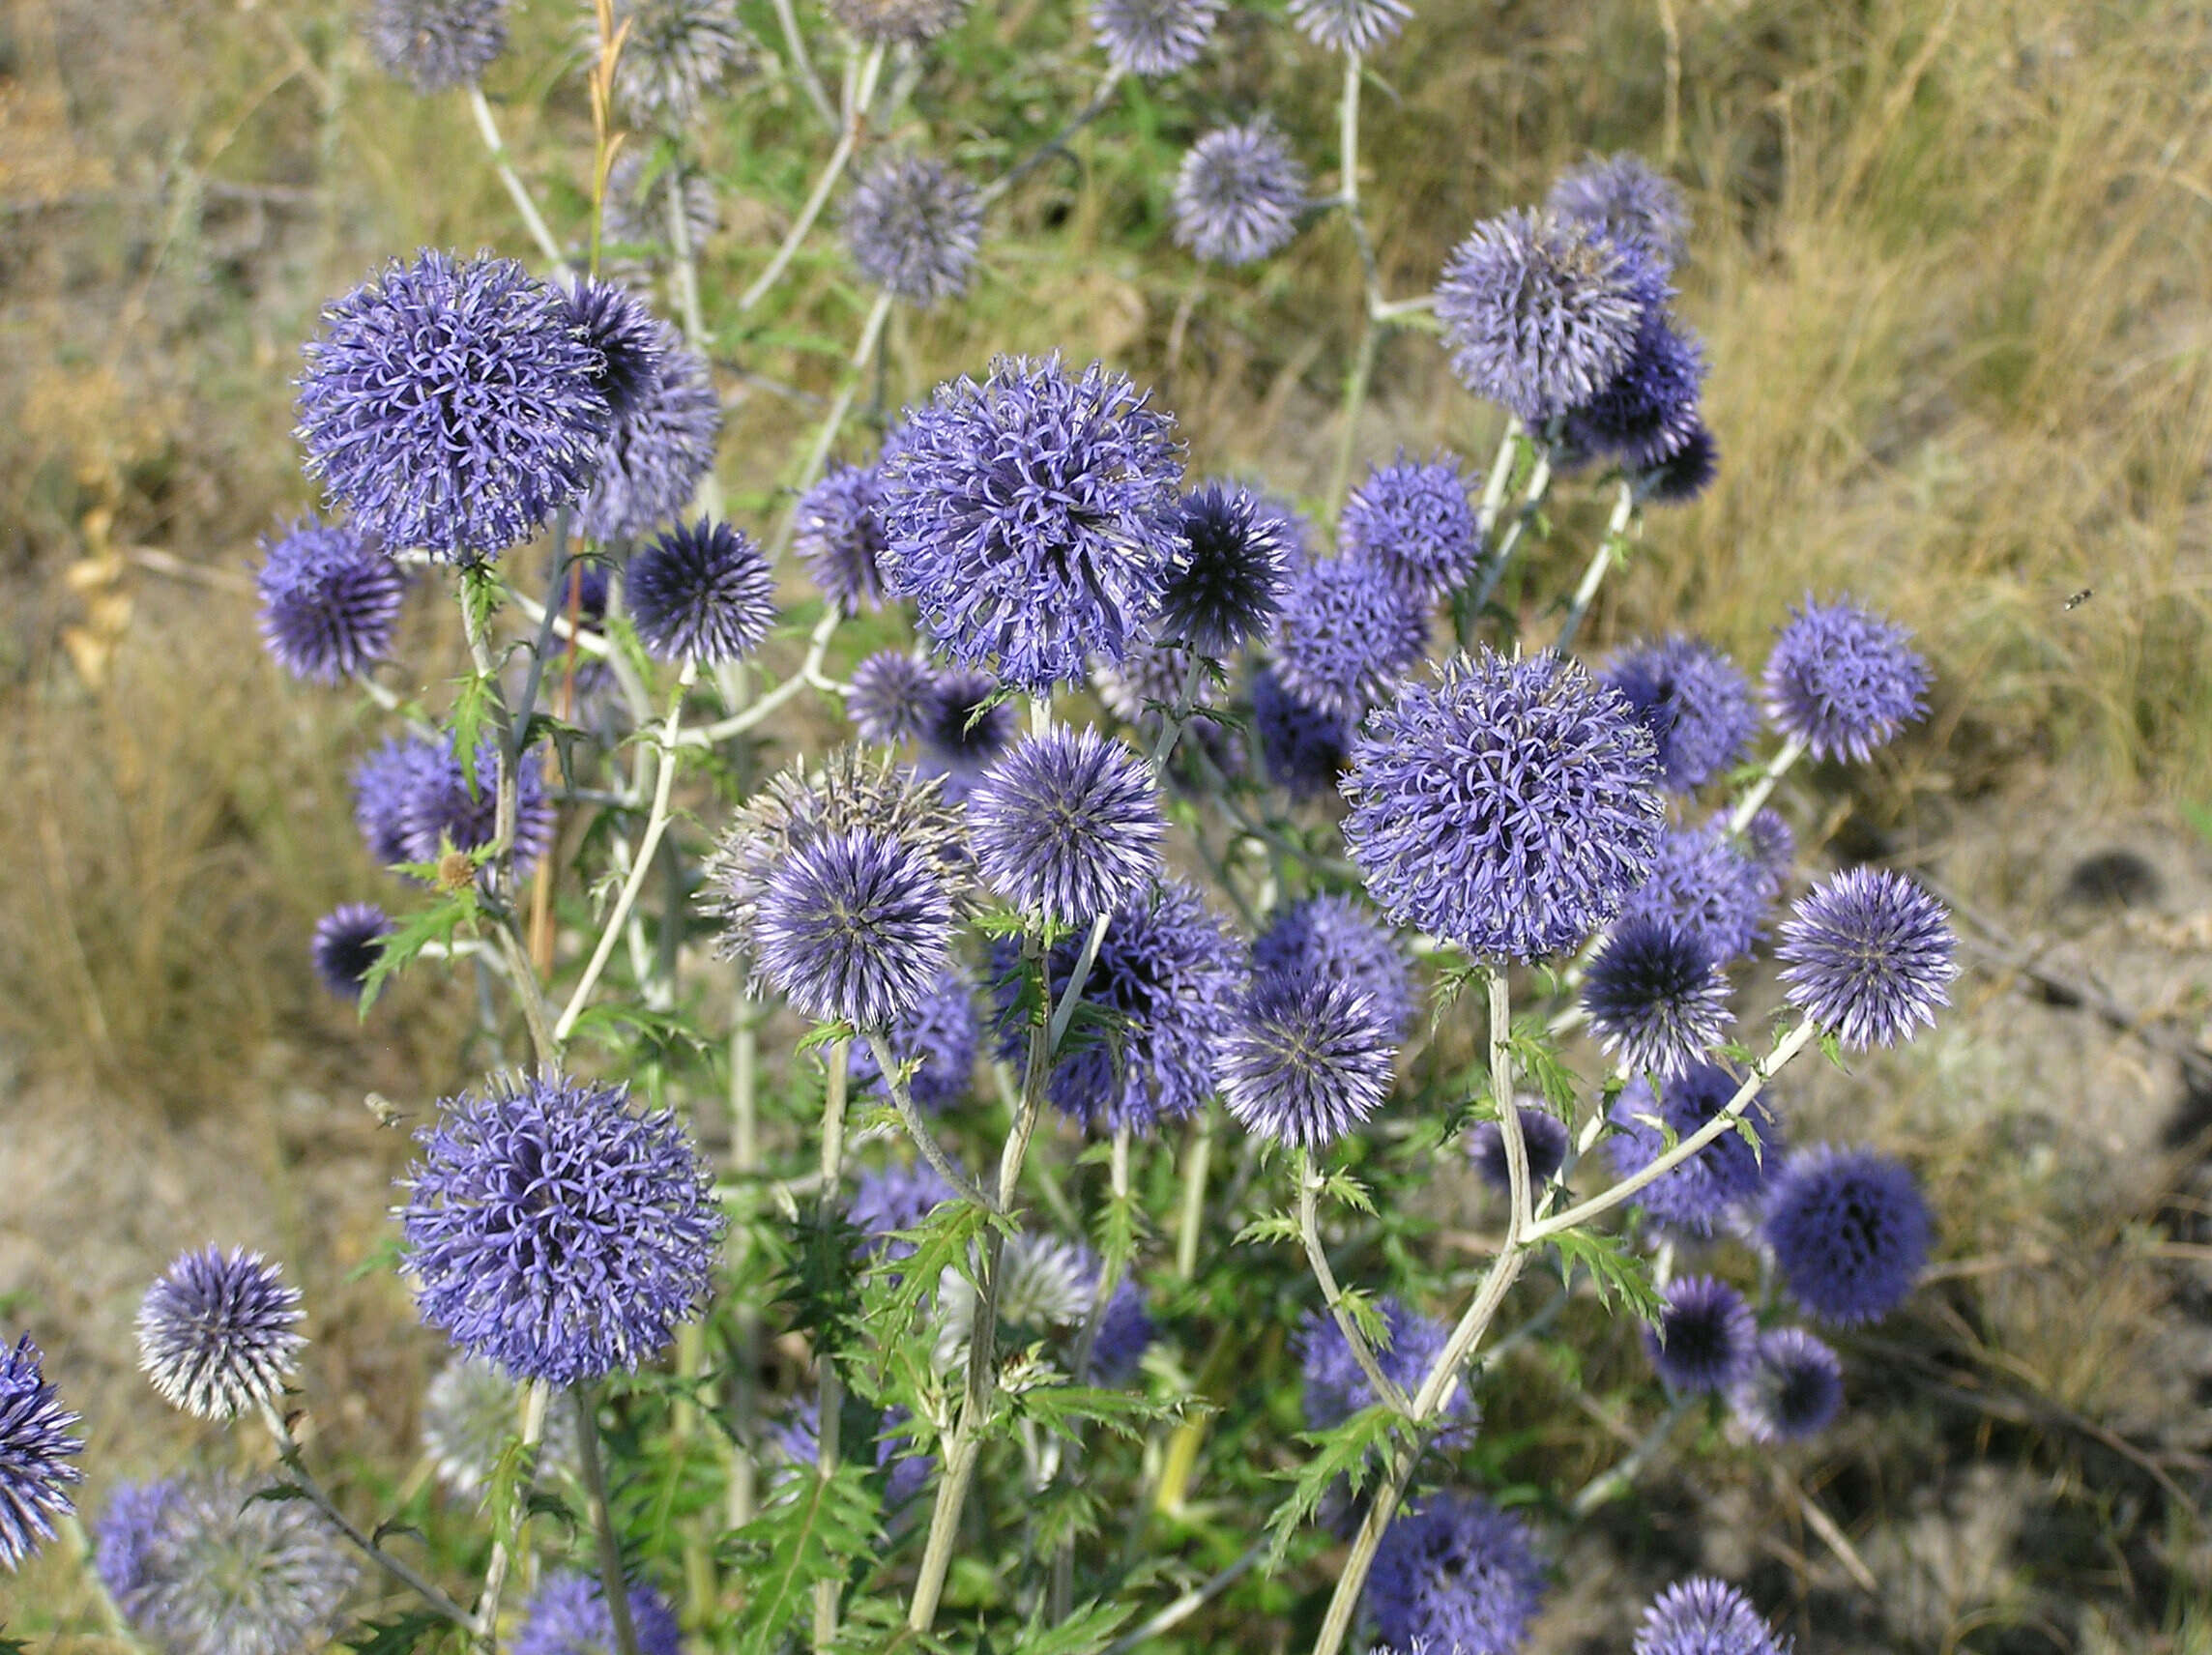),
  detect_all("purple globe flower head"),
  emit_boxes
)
[94,1477,177,1607]
[368,0,508,92]
[0,1335,82,1569]
[1761,595,1929,764]
[795,461,889,615]
[968,726,1166,926]
[1729,1326,1843,1444]
[255,517,406,685]
[1221,973,1397,1152]
[398,1072,724,1386]
[1342,650,1664,960]
[995,879,1242,1136]
[298,250,609,559]
[1436,210,1653,426]
[849,1159,958,1261]
[1285,0,1412,53]
[397,737,558,875]
[421,1354,579,1499]
[1272,555,1428,720]
[601,148,720,282]
[603,0,754,127]
[847,964,980,1111]
[557,276,668,424]
[843,150,983,307]
[516,1571,684,1655]
[1582,915,1731,1080]
[846,650,939,746]
[1606,1063,1784,1237]
[1644,1274,1758,1394]
[826,0,969,43]
[626,517,776,666]
[1091,1277,1154,1384]
[1091,0,1222,73]
[311,903,393,999]
[1776,867,1957,1048]
[1548,153,1689,270]
[1763,1146,1931,1326]
[1741,808,1794,890]
[1367,1491,1547,1655]
[1617,822,1771,964]
[1252,663,1352,798]
[917,667,1018,802]
[1600,635,1757,794]
[1339,451,1482,603]
[1157,479,1293,655]
[1565,309,1707,470]
[1468,1102,1571,1193]
[1296,1297,1472,1433]
[353,735,445,867]
[754,828,958,1028]
[1635,419,1719,506]
[879,354,1185,692]
[579,332,721,544]
[1633,1577,1790,1655]
[1172,120,1309,267]
[1252,893,1415,1038]
[135,1246,306,1422]
[108,1472,355,1655]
